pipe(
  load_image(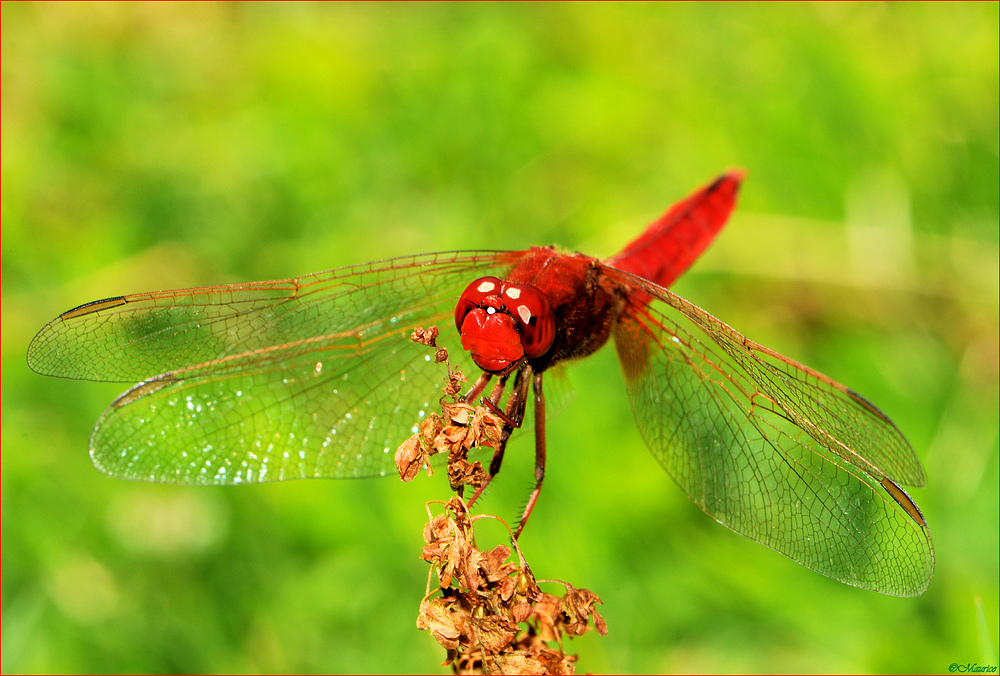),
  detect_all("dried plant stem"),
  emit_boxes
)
[396,329,607,675]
